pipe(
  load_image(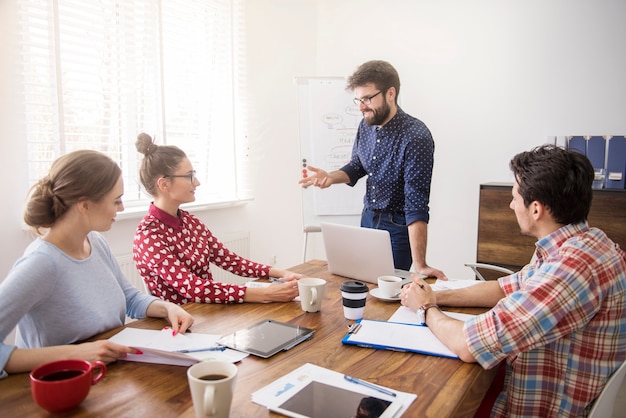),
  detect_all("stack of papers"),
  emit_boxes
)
[252,363,416,417]
[109,328,248,366]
